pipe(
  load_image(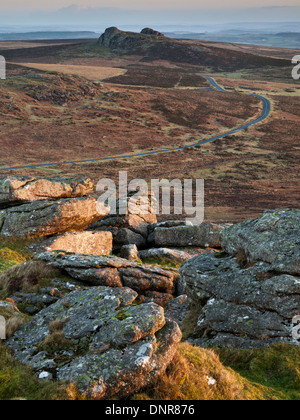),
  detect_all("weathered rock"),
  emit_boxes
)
[139,248,192,265]
[10,292,58,315]
[9,277,89,315]
[179,253,300,348]
[140,28,166,38]
[96,215,153,238]
[39,371,53,380]
[0,176,94,209]
[151,220,191,230]
[147,221,191,245]
[139,291,173,307]
[98,27,166,50]
[165,295,190,328]
[115,228,146,249]
[155,223,224,248]
[195,300,292,348]
[0,301,15,311]
[0,197,108,238]
[38,251,178,294]
[91,190,157,249]
[120,244,140,262]
[221,209,300,275]
[46,231,113,256]
[7,286,182,399]
[67,267,123,288]
[97,27,123,48]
